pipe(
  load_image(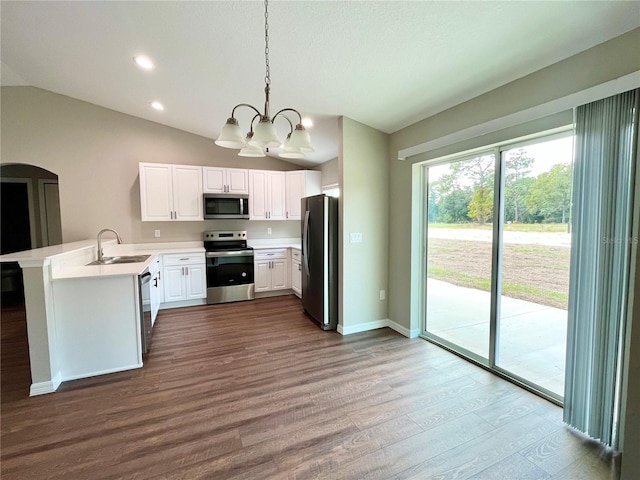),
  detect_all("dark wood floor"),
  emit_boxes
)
[1,295,619,479]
